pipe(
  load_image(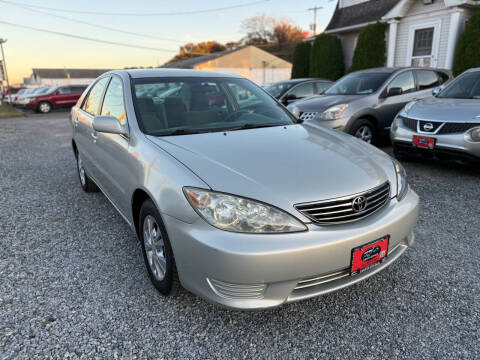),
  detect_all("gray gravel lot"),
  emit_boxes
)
[0,112,479,359]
